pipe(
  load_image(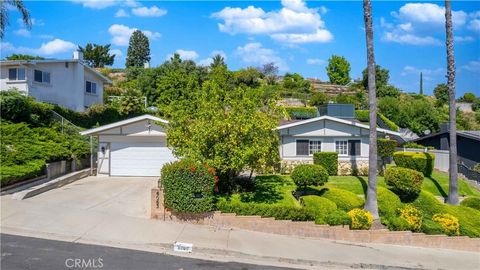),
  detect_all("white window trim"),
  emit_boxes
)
[295,138,323,157]
[334,139,349,157]
[85,80,98,95]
